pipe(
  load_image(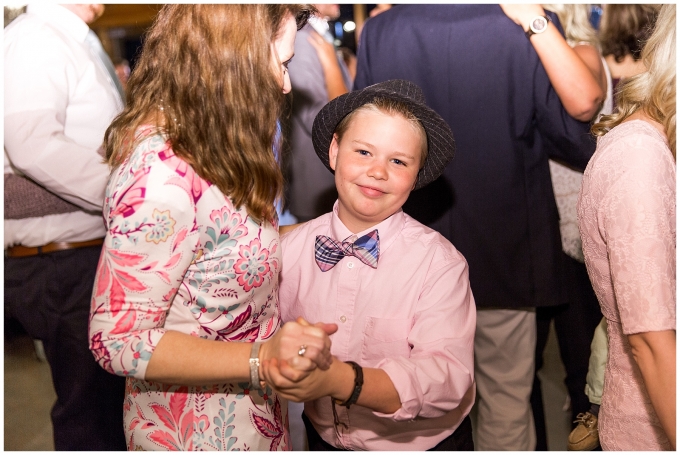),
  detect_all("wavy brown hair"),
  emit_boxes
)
[105,4,314,223]
[592,4,675,158]
[600,4,660,62]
